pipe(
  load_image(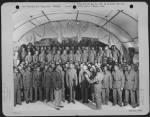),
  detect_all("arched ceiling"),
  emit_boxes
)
[13,9,138,50]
